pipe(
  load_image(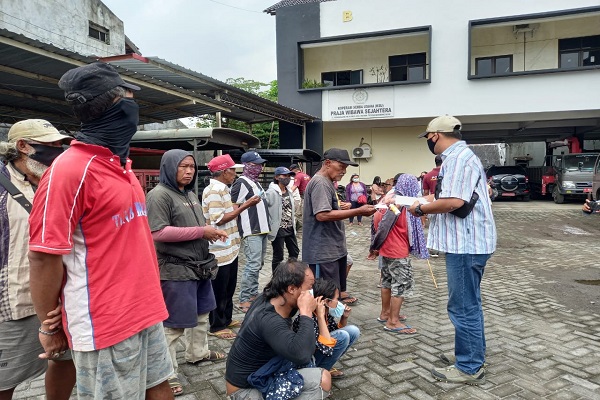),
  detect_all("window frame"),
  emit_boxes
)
[558,35,600,69]
[321,70,363,87]
[475,55,513,76]
[88,21,110,44]
[388,52,428,82]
